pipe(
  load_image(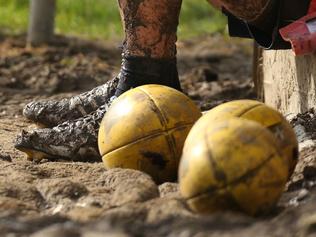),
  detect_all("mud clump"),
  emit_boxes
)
[291,109,316,138]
